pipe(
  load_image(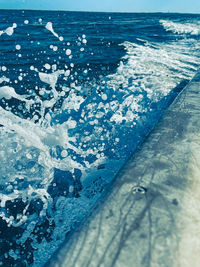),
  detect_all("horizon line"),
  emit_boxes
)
[0,8,200,15]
